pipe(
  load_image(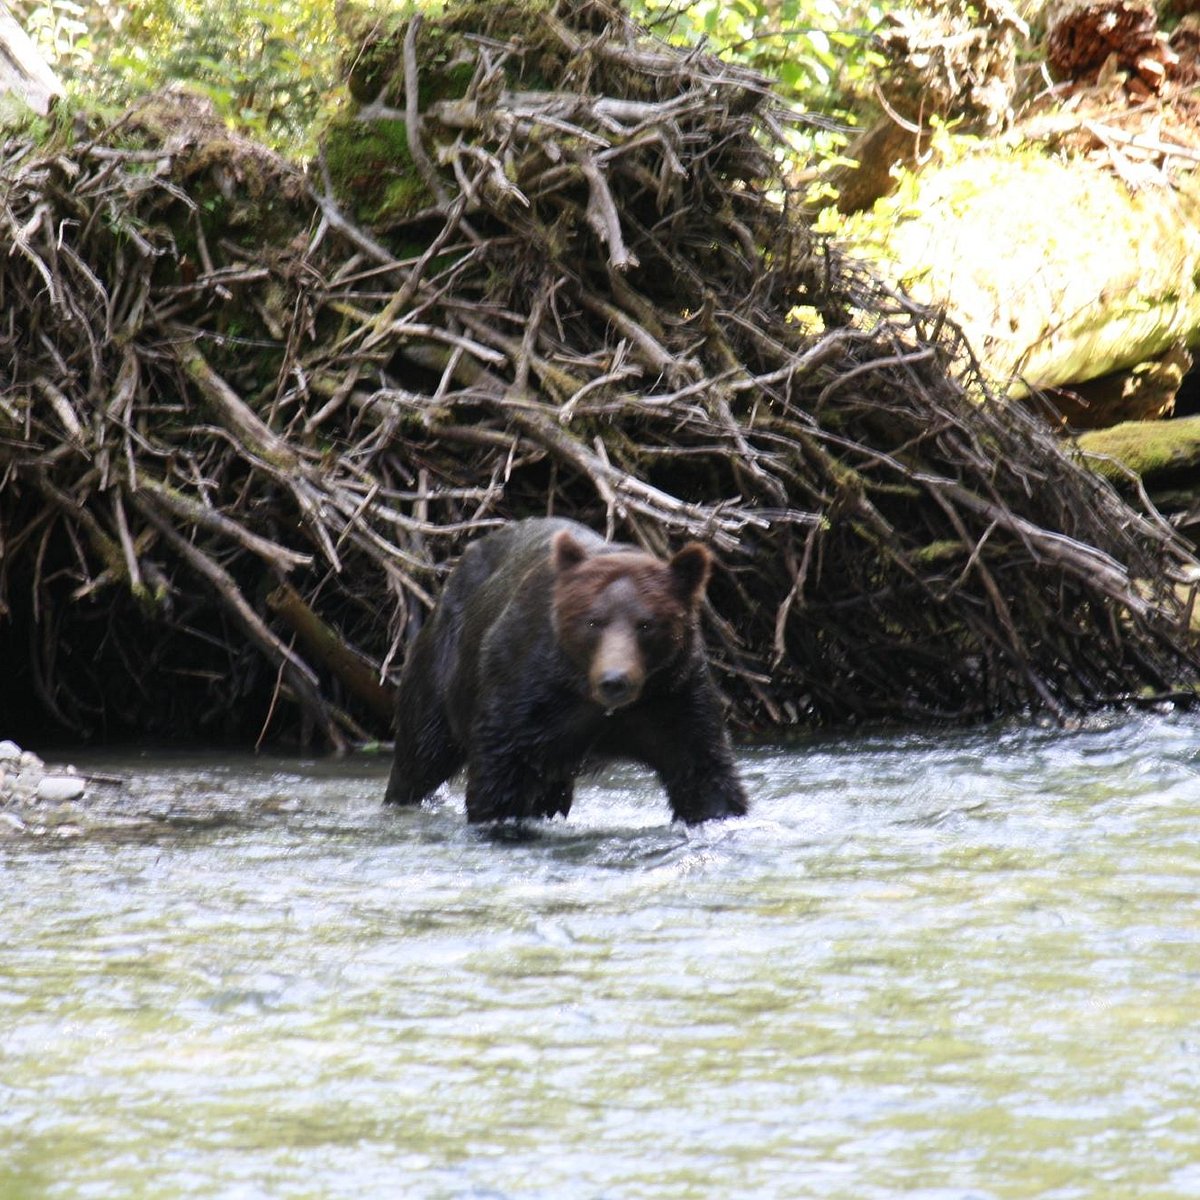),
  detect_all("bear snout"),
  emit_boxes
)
[594,668,640,711]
